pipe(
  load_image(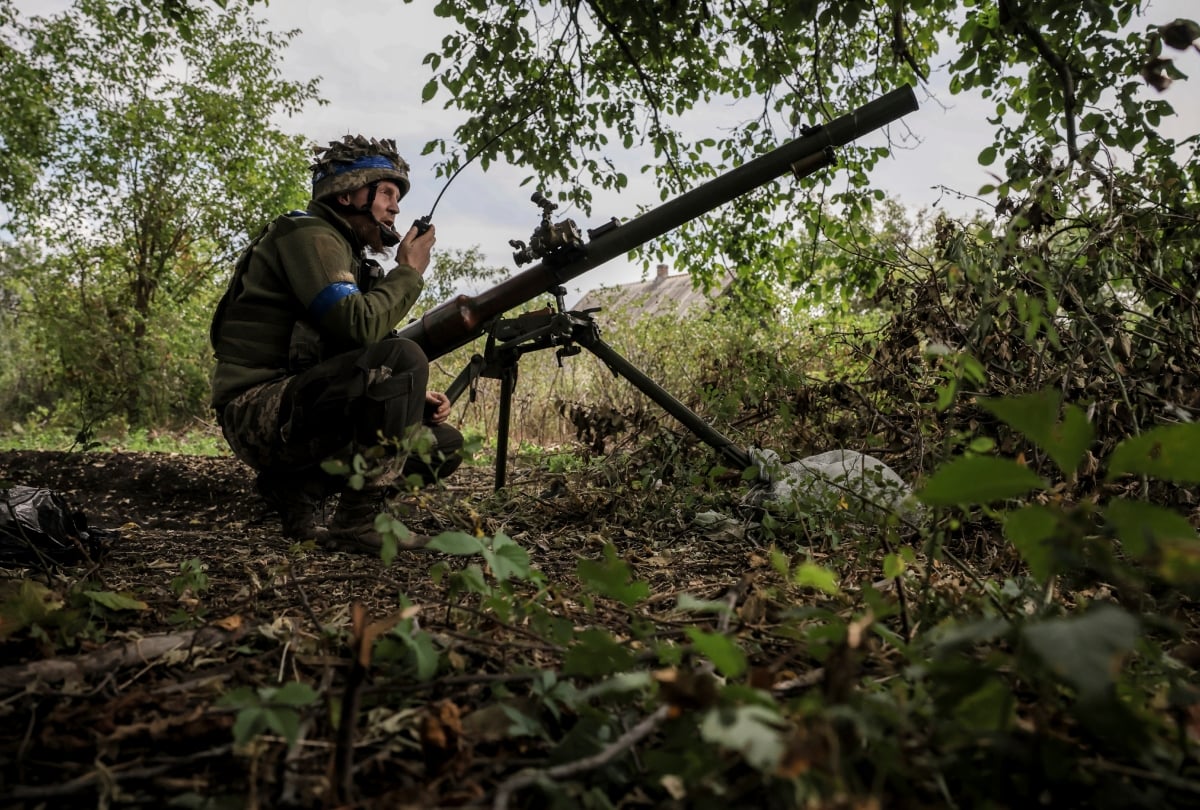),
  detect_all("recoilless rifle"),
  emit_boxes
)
[397,86,920,488]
